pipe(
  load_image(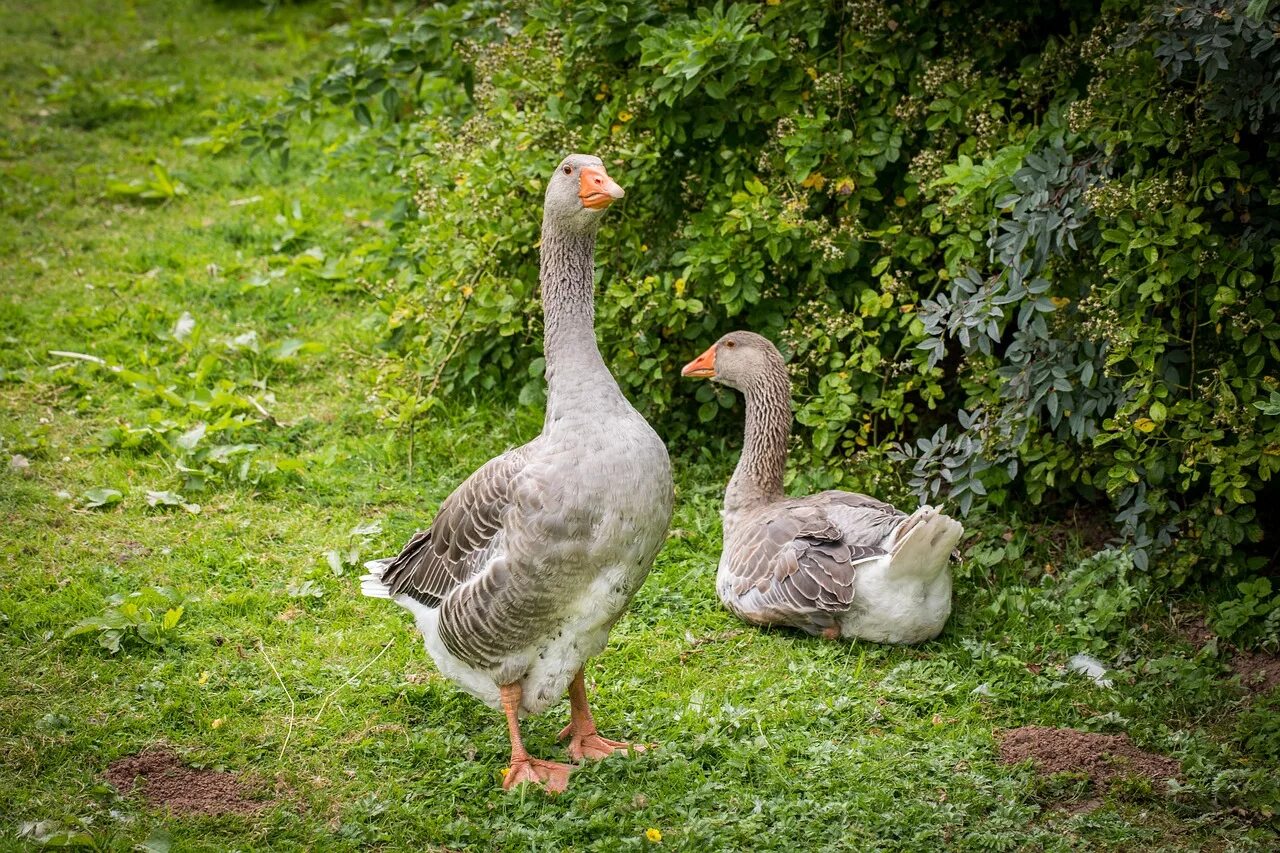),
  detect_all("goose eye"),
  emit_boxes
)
[563,166,572,175]
[725,340,736,349]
